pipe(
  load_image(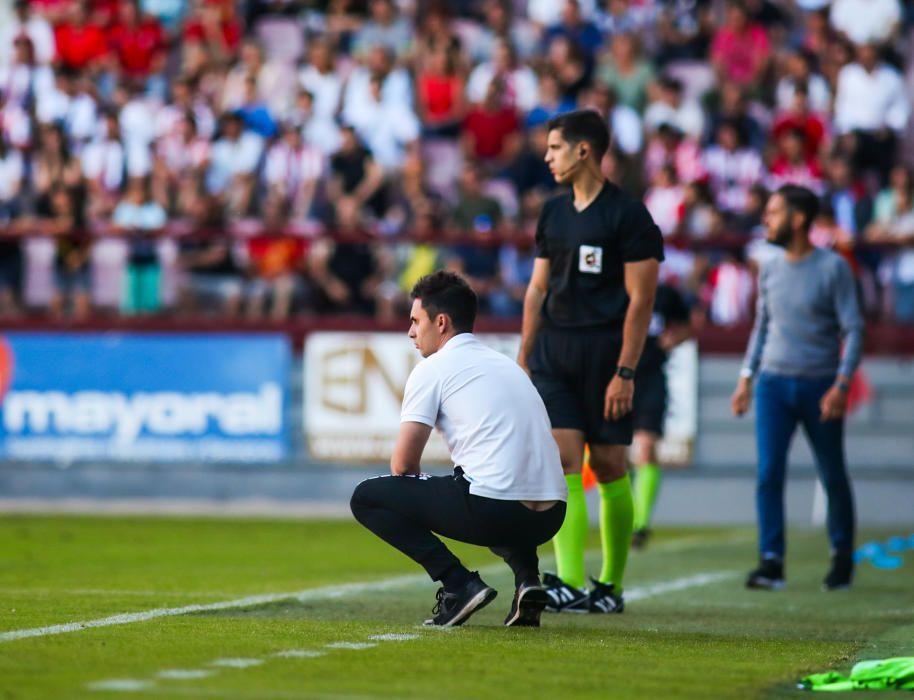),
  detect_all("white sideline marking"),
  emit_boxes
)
[210,658,263,668]
[625,571,737,601]
[87,679,153,691]
[272,649,326,658]
[1,537,741,645]
[0,573,427,643]
[369,633,419,641]
[325,642,377,650]
[157,669,215,680]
